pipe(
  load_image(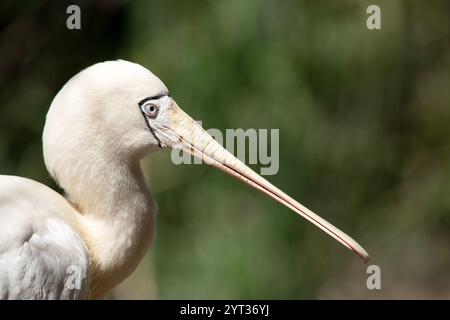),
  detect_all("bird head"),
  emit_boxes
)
[43,60,368,262]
